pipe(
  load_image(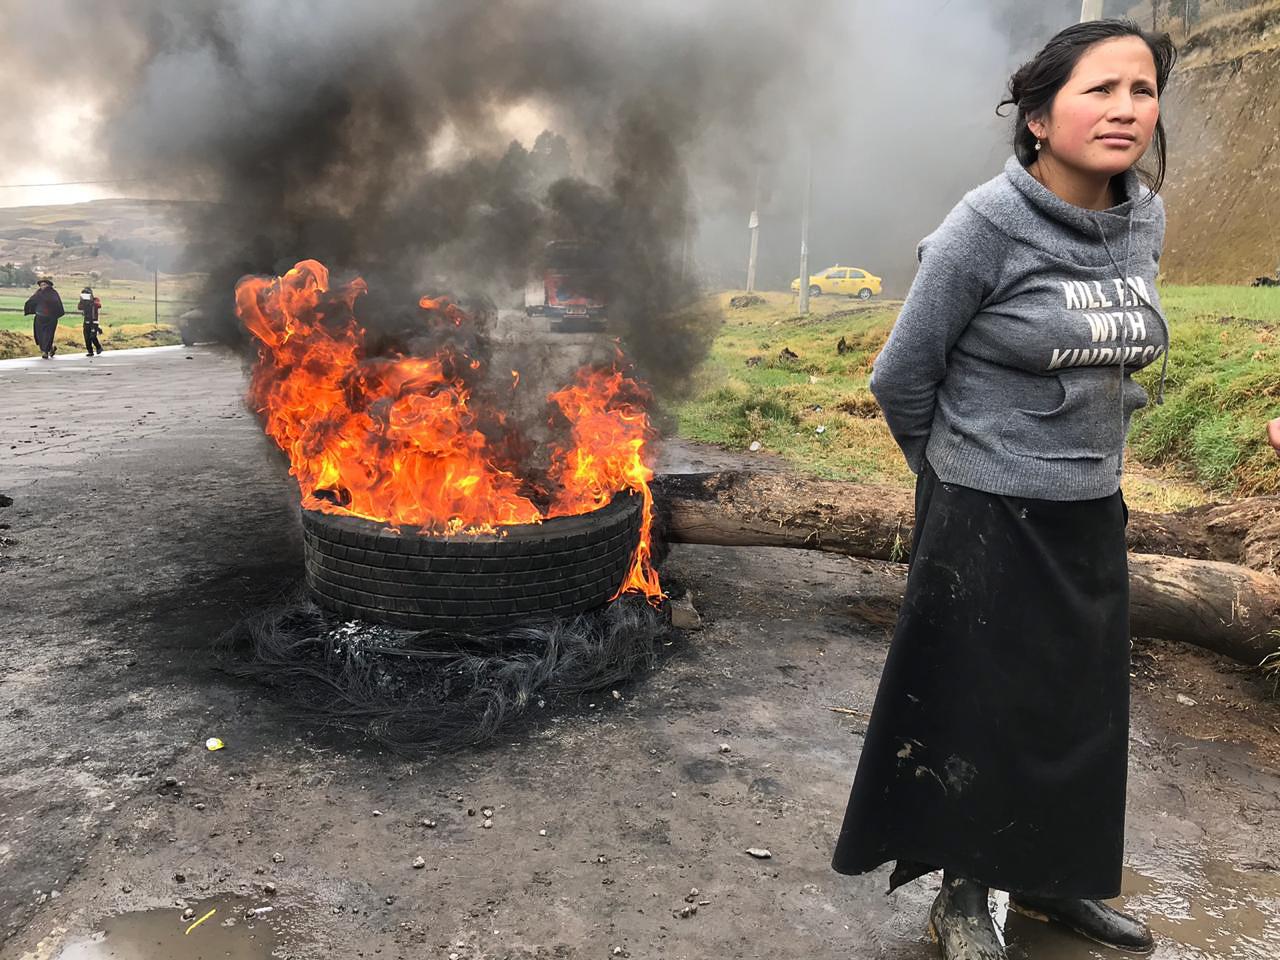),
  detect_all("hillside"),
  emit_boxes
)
[0,198,192,282]
[1160,1,1280,283]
